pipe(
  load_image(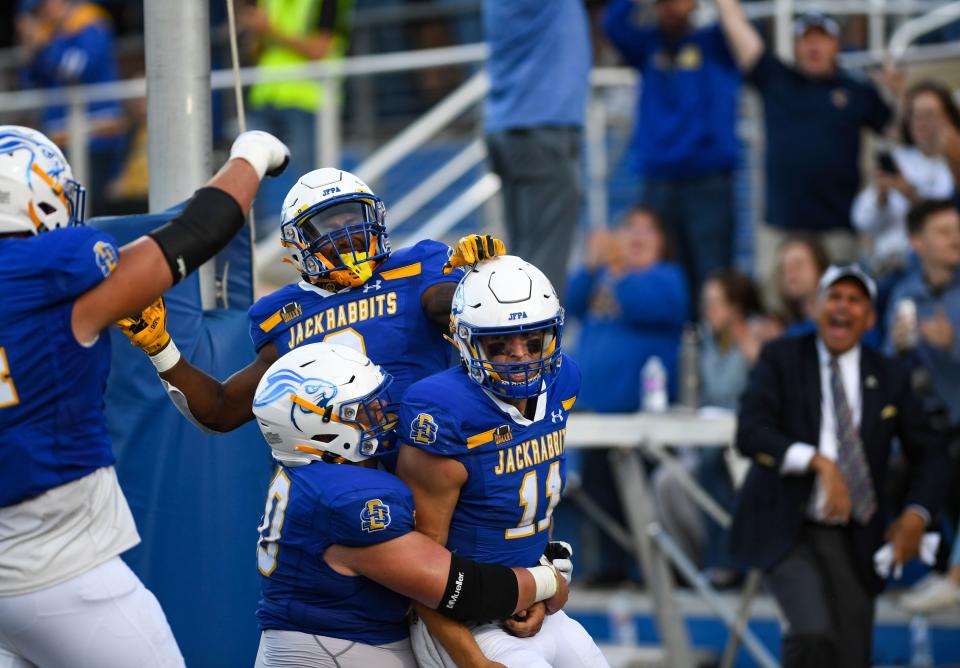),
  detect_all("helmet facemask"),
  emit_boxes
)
[450,255,565,401]
[281,195,390,289]
[457,316,564,400]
